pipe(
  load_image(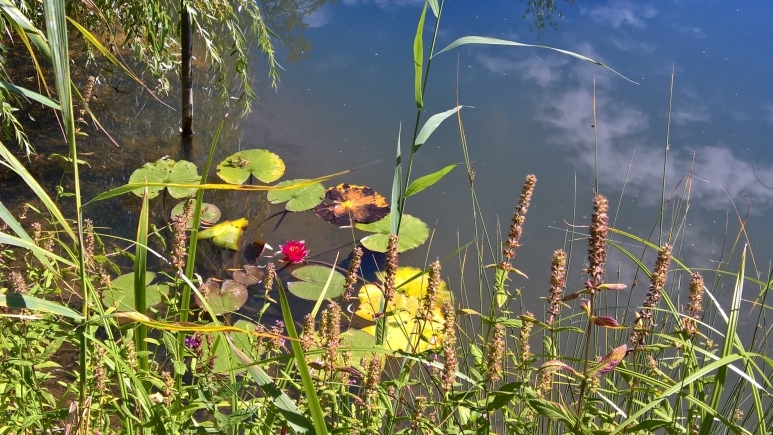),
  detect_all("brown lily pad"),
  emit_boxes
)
[195,278,248,315]
[233,264,264,287]
[313,183,390,227]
